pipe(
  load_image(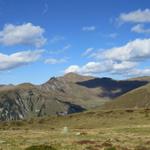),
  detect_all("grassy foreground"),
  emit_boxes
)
[0,109,150,150]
